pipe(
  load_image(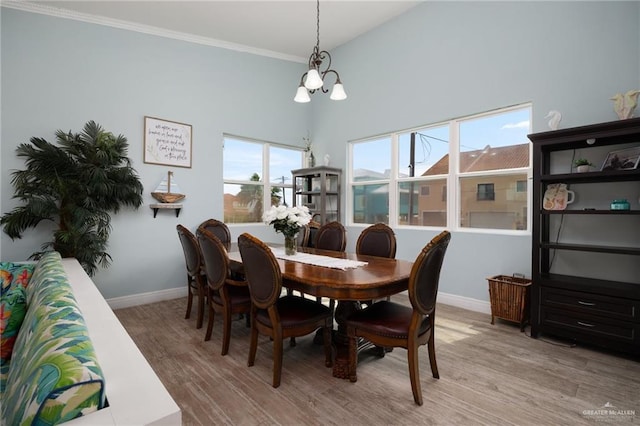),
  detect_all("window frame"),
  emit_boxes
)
[223,134,304,224]
[347,103,532,234]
